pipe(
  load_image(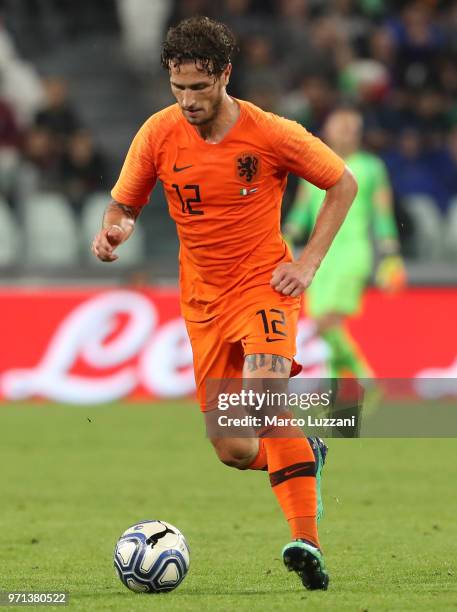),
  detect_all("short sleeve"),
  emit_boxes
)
[111,117,158,206]
[268,114,345,189]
